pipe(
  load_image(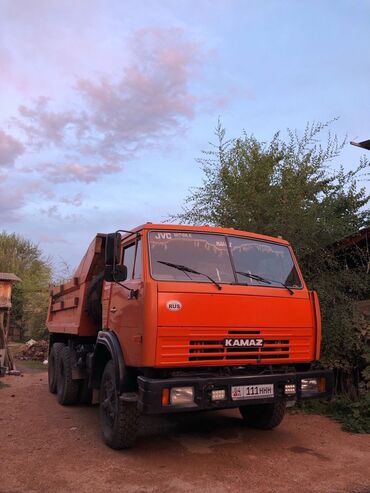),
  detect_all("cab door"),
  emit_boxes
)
[107,237,144,366]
